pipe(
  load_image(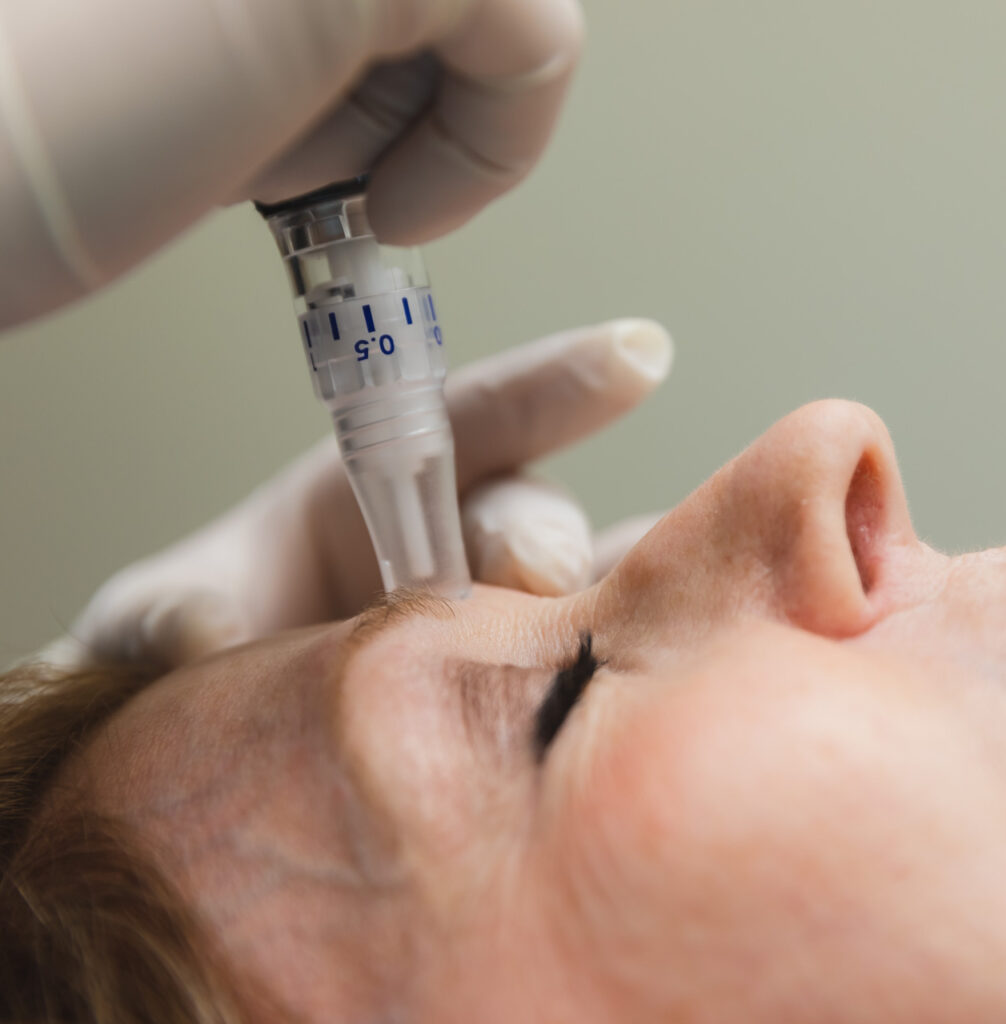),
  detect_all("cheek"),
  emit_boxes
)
[538,666,1006,1020]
